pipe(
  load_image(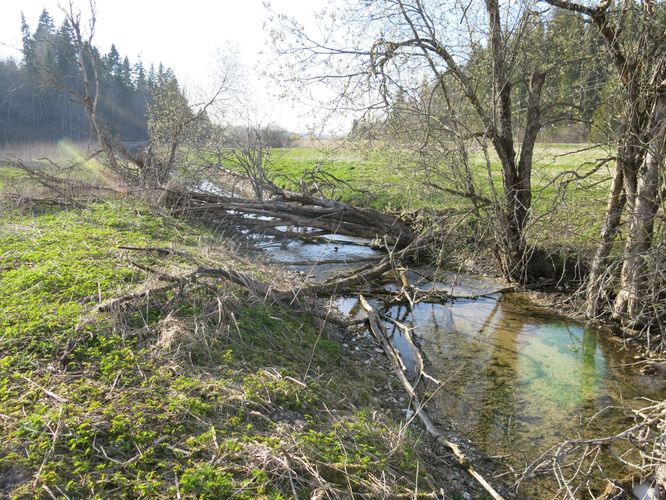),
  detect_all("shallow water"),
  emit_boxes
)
[265,235,383,280]
[395,297,645,441]
[257,222,665,495]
